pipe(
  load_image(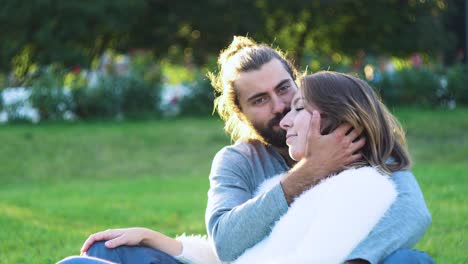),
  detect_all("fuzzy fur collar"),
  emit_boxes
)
[177,166,397,264]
